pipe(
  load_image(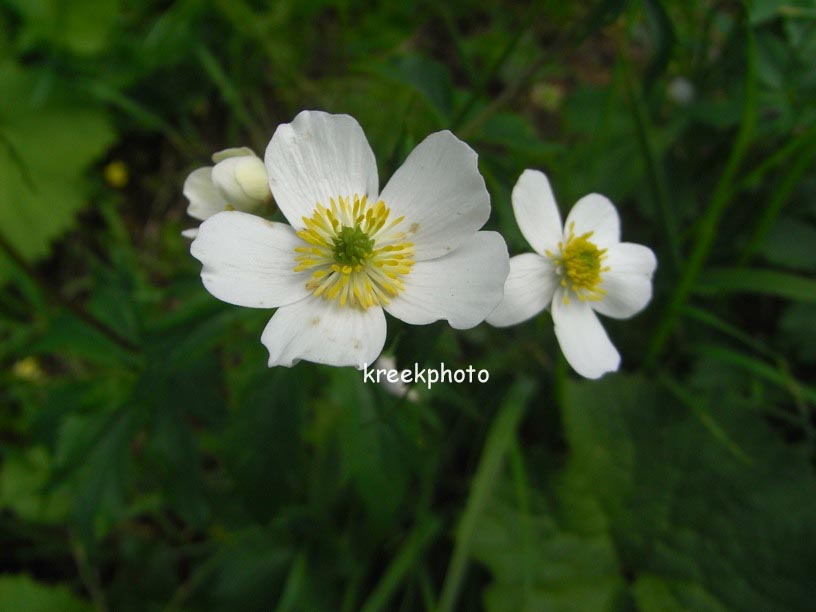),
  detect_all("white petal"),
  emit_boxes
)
[486,253,557,327]
[378,131,490,261]
[511,169,563,256]
[212,155,271,212]
[265,111,378,229]
[564,193,620,247]
[184,167,228,221]
[551,287,620,379]
[181,228,199,239]
[593,243,657,319]
[384,232,509,329]
[261,297,386,368]
[212,146,256,163]
[190,211,310,308]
